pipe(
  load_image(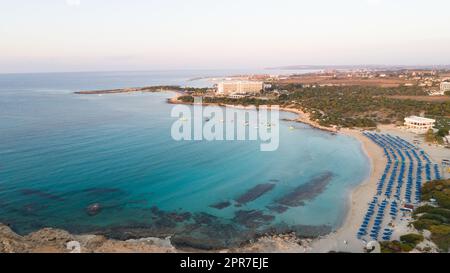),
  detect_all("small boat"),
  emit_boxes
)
[180,117,188,122]
[289,126,295,130]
